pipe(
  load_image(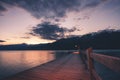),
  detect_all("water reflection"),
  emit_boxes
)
[0,50,55,79]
